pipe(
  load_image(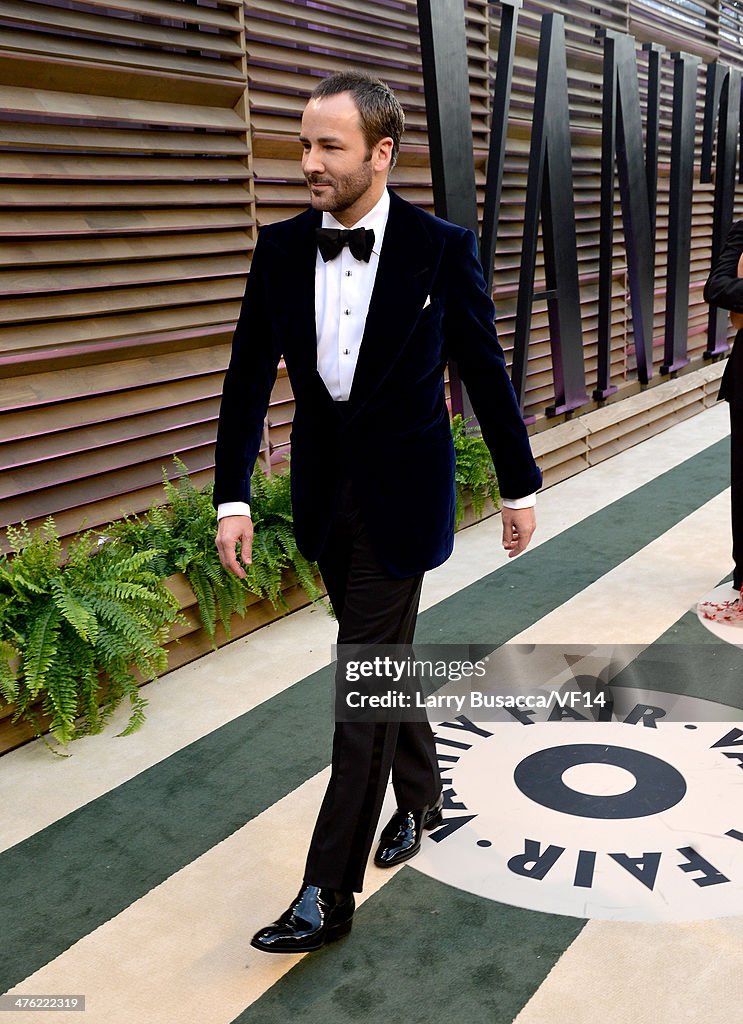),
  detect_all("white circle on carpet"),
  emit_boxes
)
[408,702,743,922]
